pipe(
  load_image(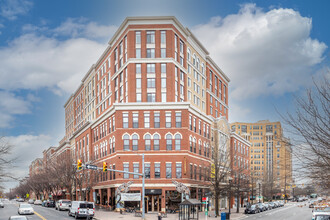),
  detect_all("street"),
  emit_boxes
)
[243,202,312,220]
[0,200,71,220]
